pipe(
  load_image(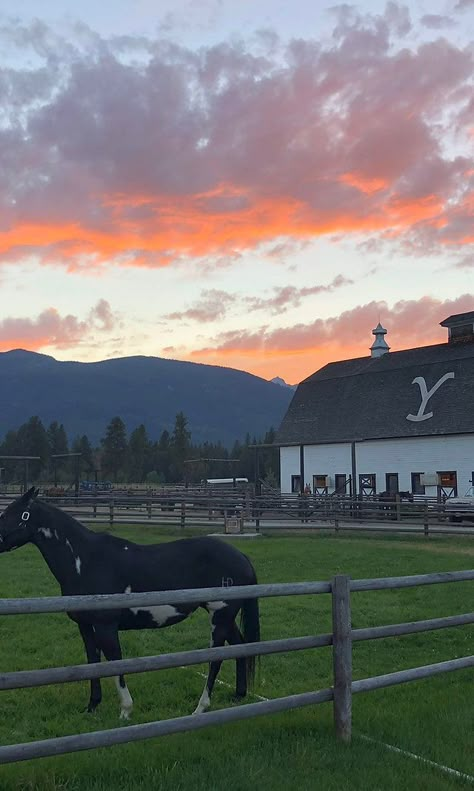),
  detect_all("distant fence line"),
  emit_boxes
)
[0,490,472,535]
[0,569,472,763]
